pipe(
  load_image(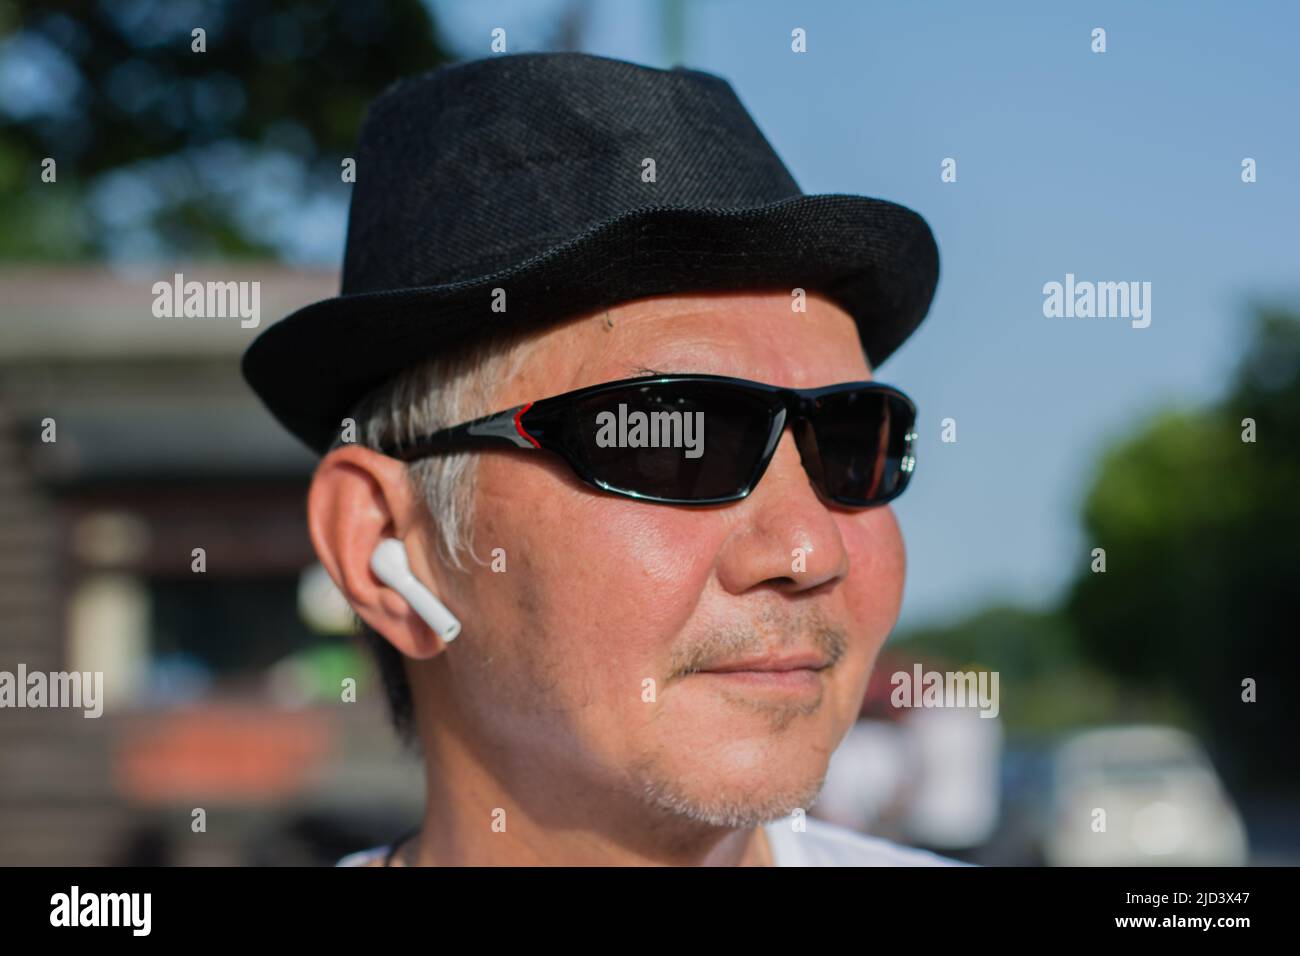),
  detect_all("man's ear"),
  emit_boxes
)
[307,444,448,660]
